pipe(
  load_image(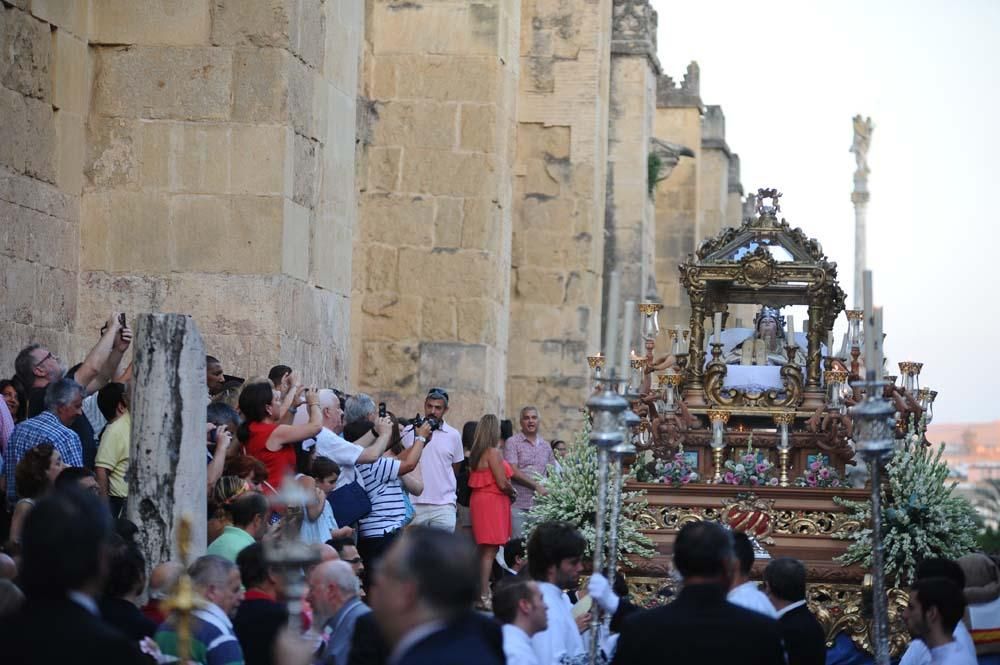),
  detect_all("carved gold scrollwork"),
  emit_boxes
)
[772,510,863,536]
[655,506,722,530]
[703,355,803,409]
[737,246,777,289]
[808,584,909,657]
